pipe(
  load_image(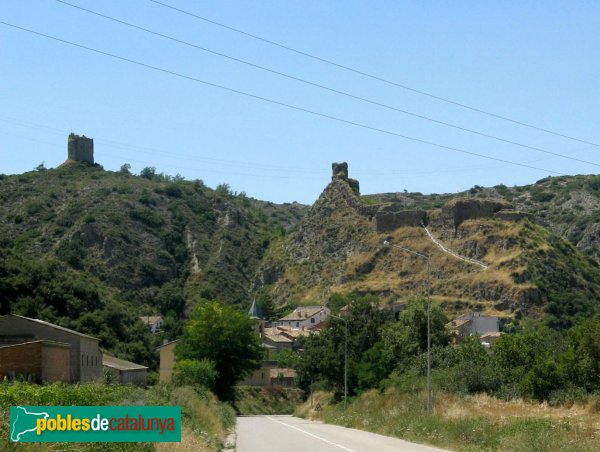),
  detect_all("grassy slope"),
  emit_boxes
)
[262,212,600,327]
[298,389,600,451]
[365,174,600,263]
